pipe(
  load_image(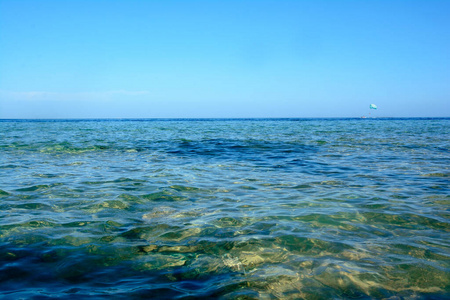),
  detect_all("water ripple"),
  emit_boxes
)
[0,118,449,298]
